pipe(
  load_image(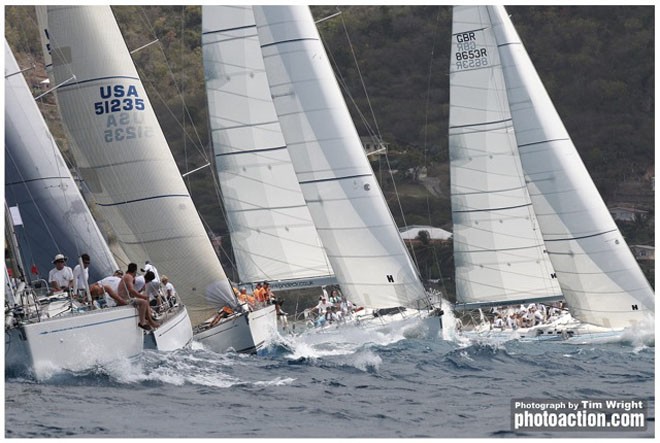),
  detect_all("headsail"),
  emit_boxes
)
[201,5,334,288]
[253,6,428,310]
[44,6,234,324]
[489,6,654,328]
[449,7,562,310]
[5,38,117,283]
